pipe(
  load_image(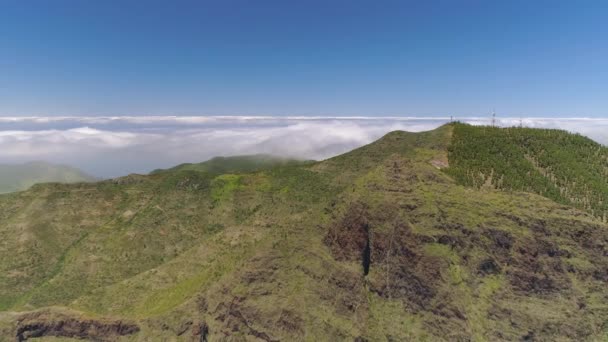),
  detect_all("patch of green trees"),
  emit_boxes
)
[445,123,608,220]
